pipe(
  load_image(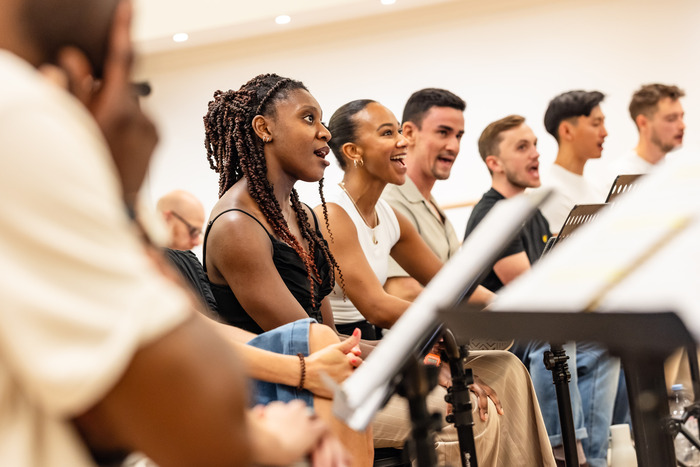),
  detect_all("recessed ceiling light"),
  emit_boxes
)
[172,32,189,43]
[275,15,291,25]
[380,0,396,4]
